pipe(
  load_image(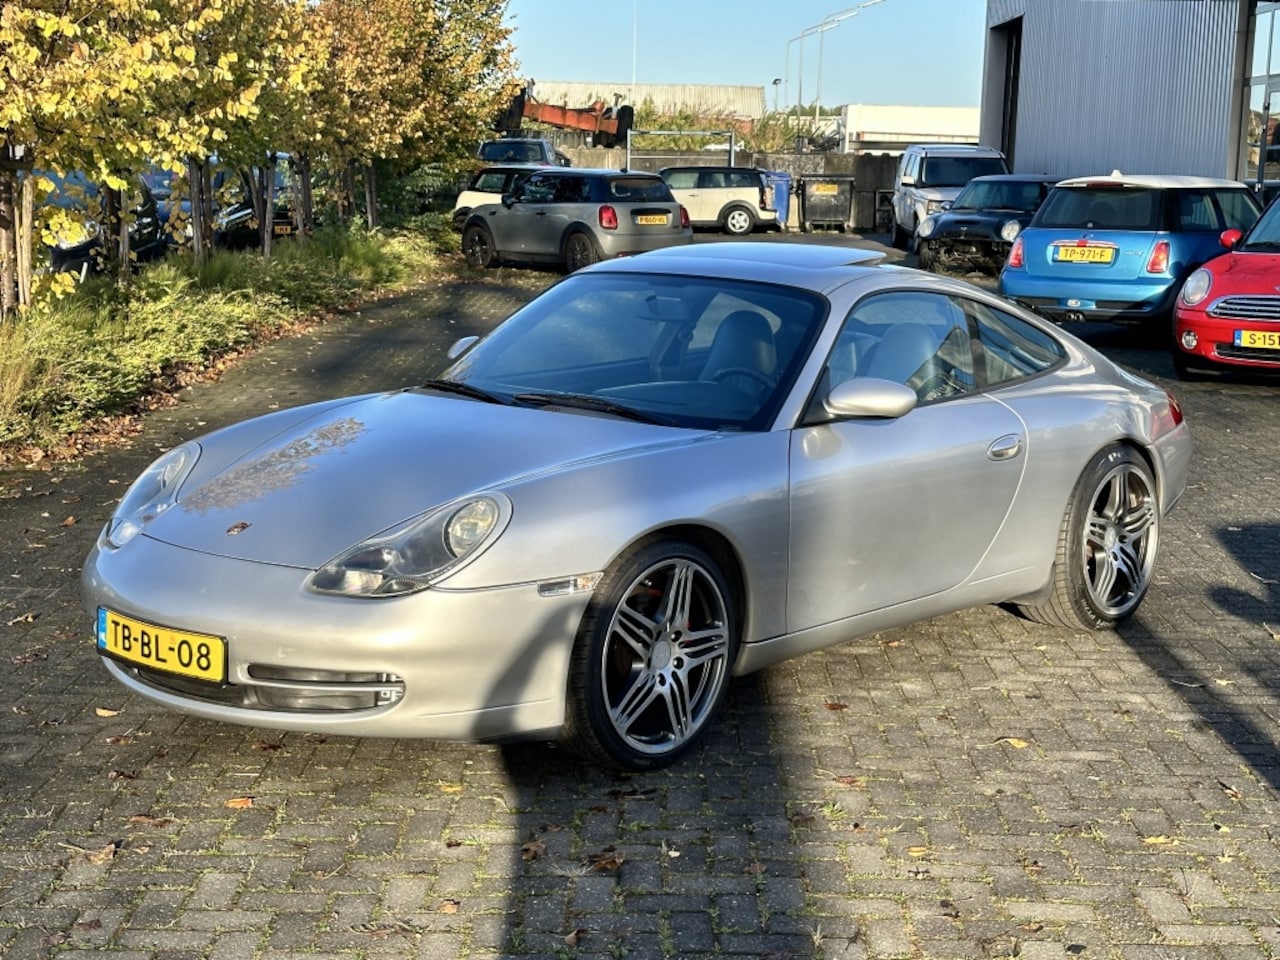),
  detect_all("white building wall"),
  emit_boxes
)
[840,105,980,153]
[983,0,1246,178]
